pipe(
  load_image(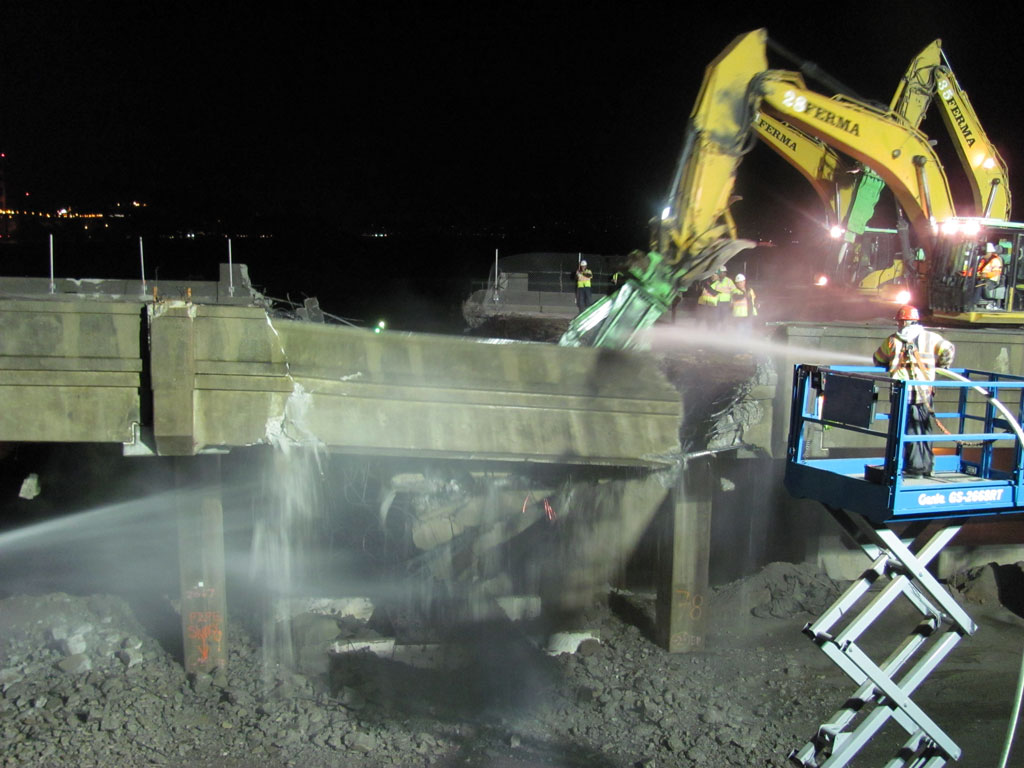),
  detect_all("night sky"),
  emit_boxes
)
[1,2,1021,316]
